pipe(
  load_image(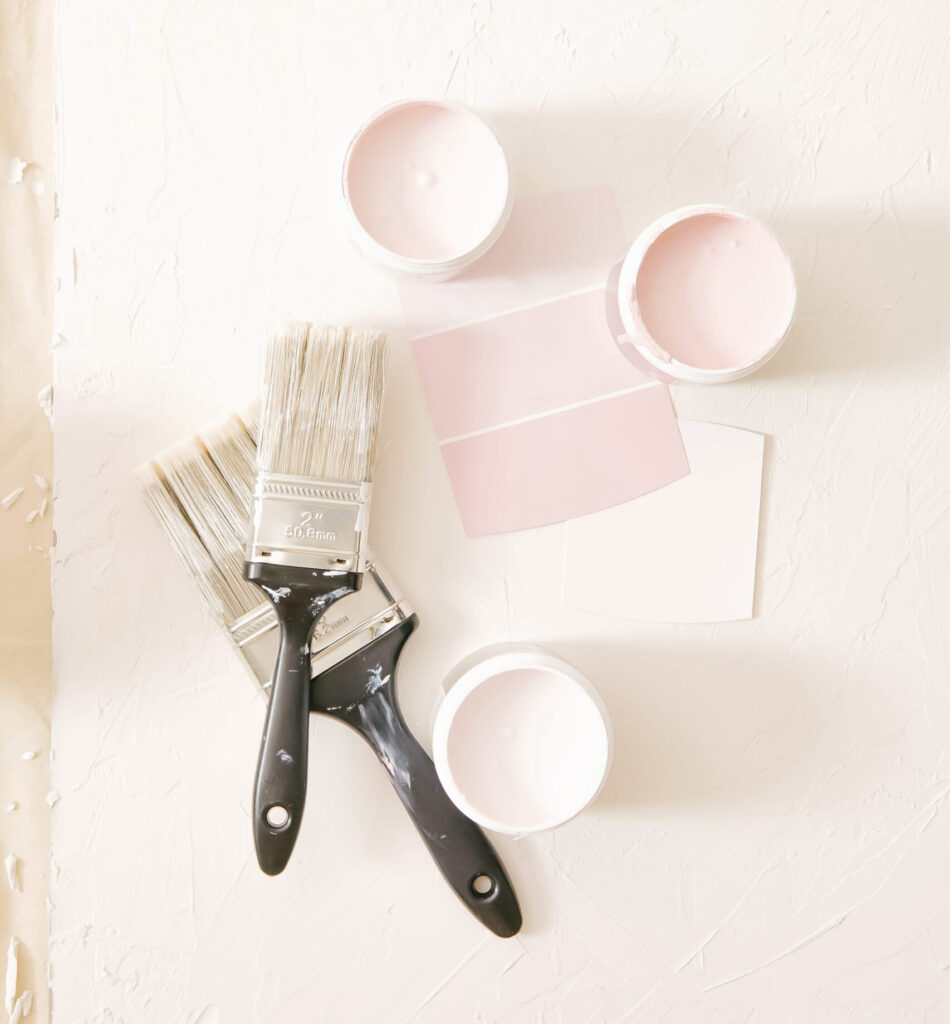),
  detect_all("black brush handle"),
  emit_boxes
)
[314,618,522,937]
[246,562,360,875]
[364,692,523,937]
